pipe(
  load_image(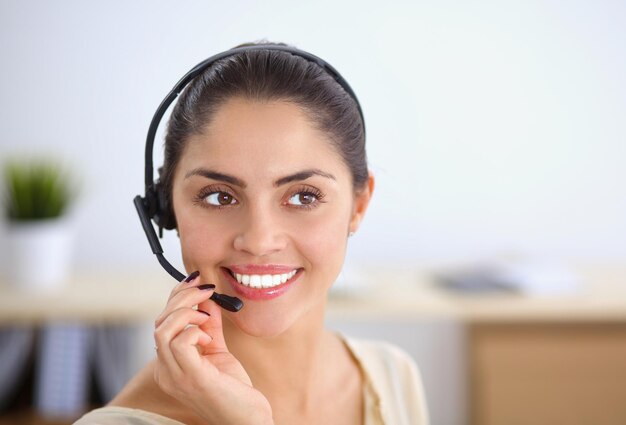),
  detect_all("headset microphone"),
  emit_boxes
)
[133,195,243,312]
[133,44,364,313]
